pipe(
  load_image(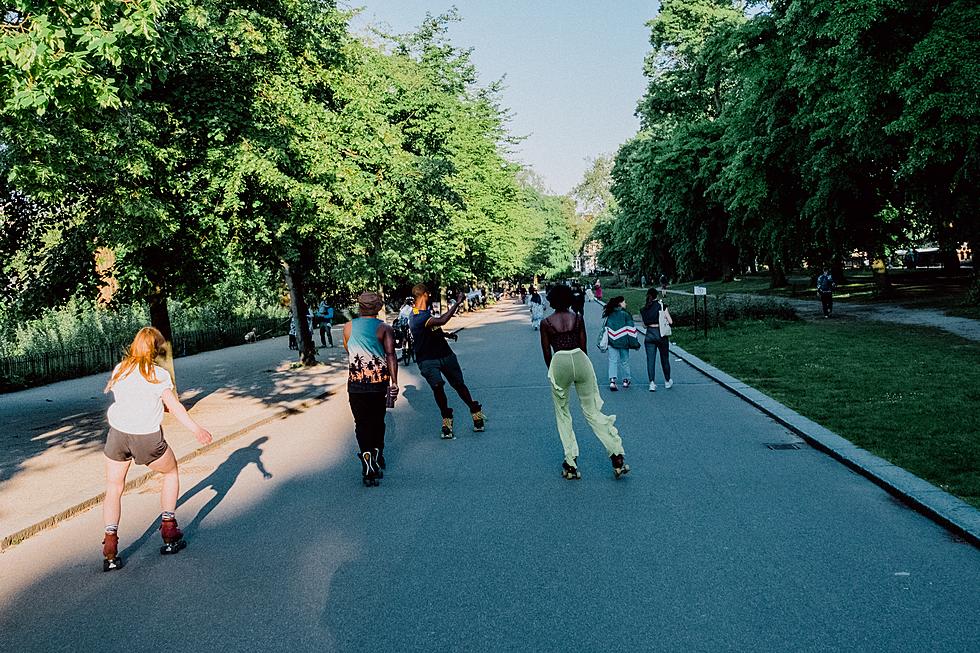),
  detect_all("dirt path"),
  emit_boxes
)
[729,294,980,342]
